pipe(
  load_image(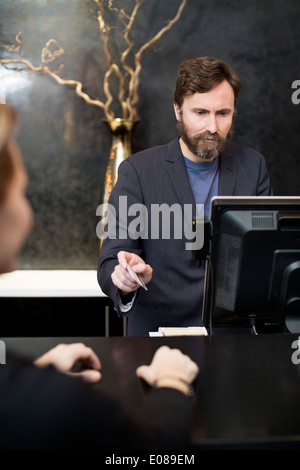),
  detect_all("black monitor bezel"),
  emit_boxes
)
[202,196,300,333]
